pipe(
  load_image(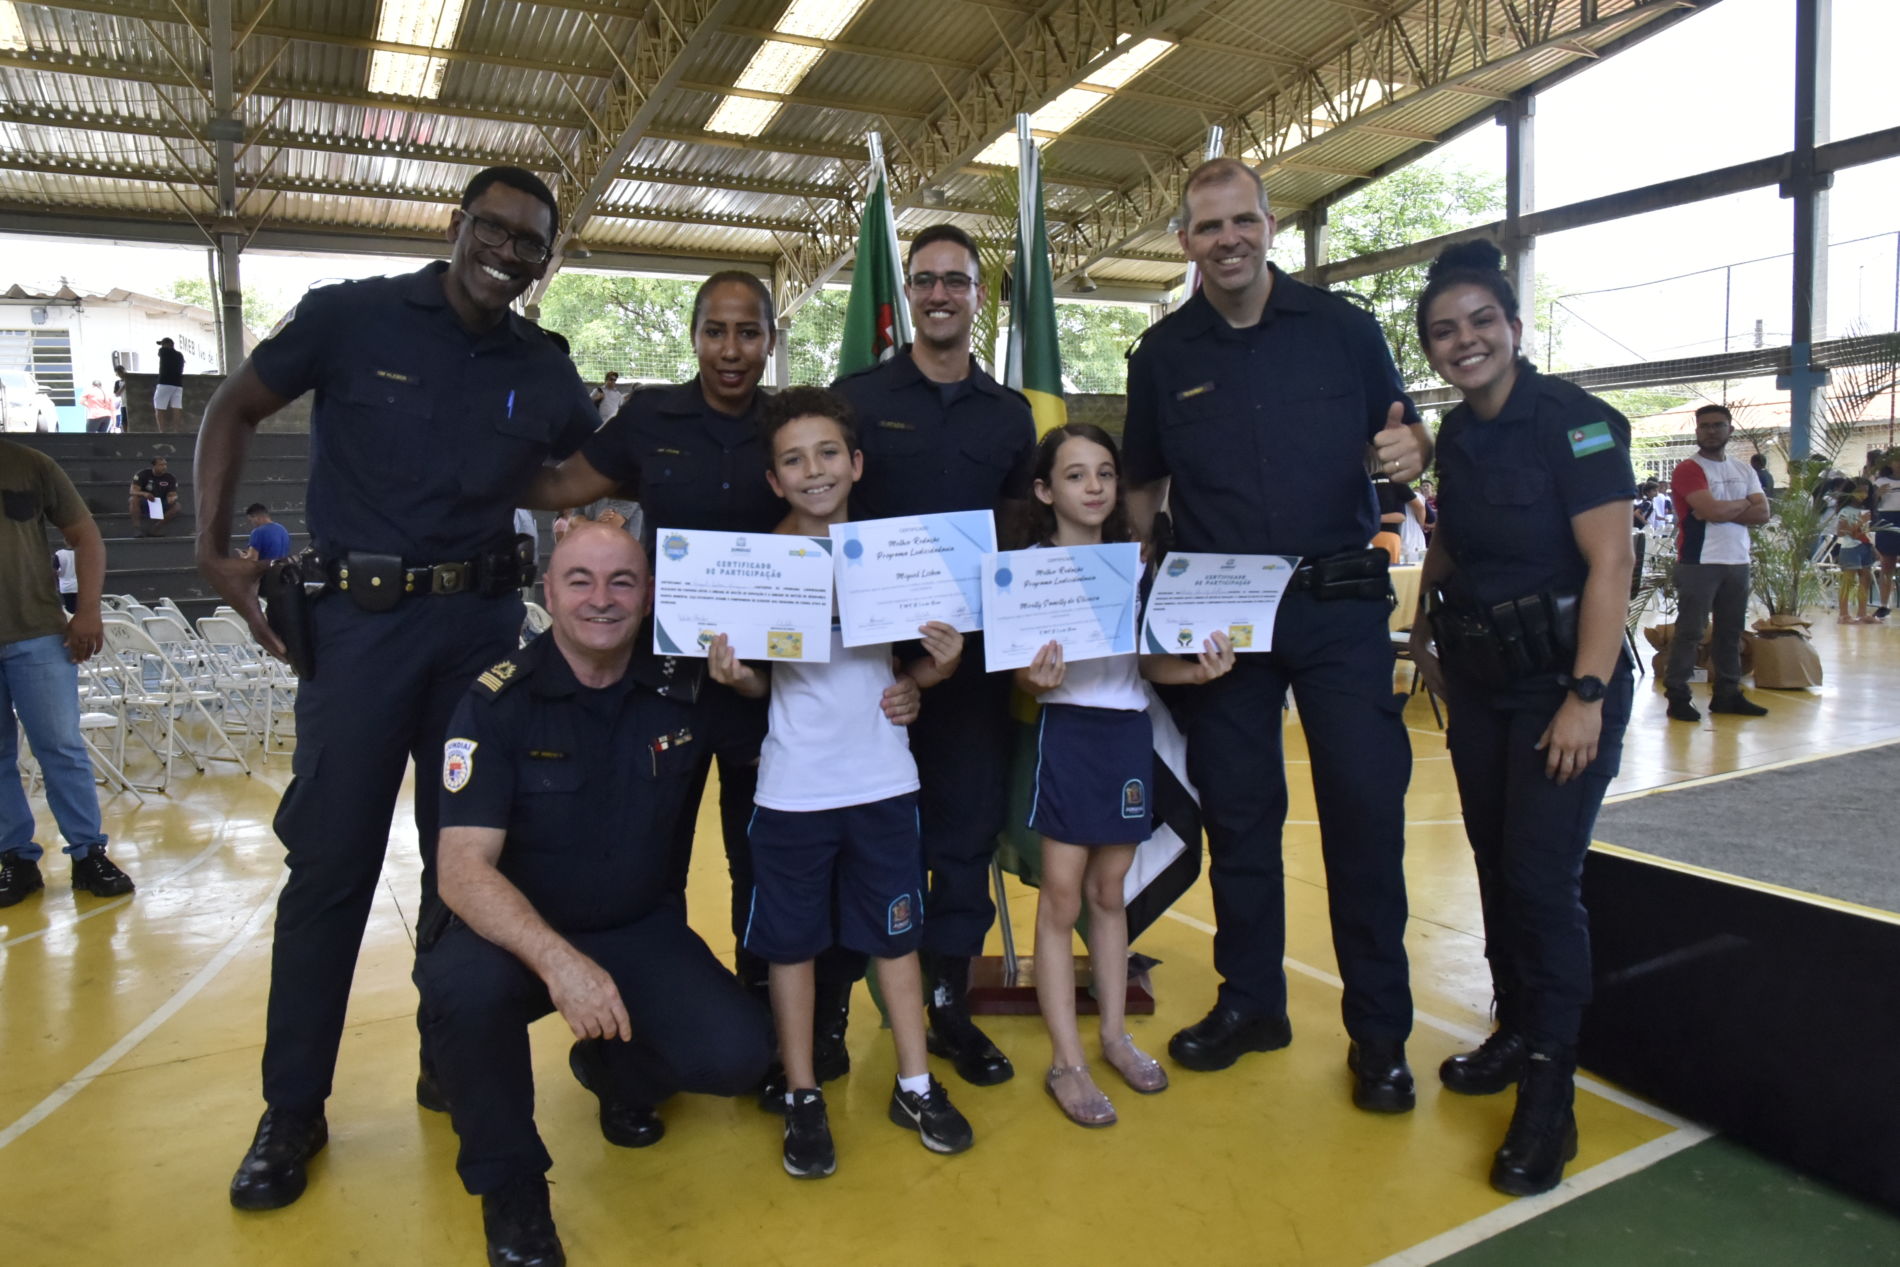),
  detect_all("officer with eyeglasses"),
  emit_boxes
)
[830,223,1038,1090]
[195,165,600,1213]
